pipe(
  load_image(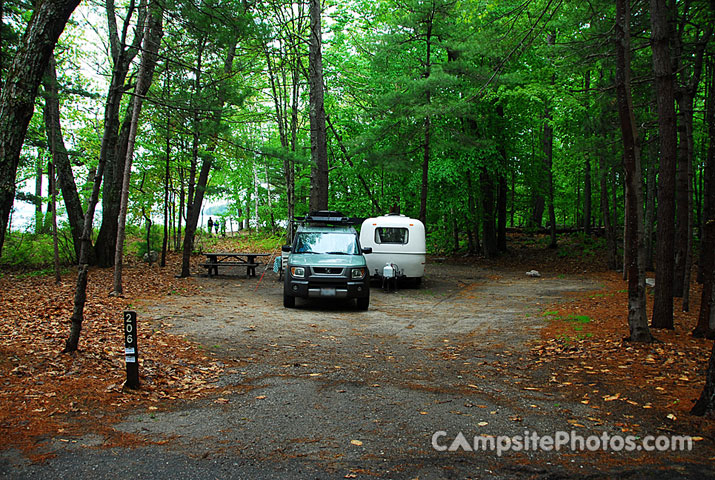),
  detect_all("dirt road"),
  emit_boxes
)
[4,262,713,479]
